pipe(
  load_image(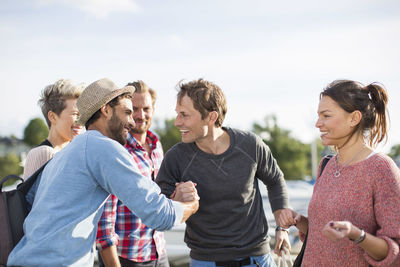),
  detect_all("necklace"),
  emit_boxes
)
[334,146,365,177]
